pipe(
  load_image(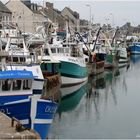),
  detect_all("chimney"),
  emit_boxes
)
[45,2,53,9]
